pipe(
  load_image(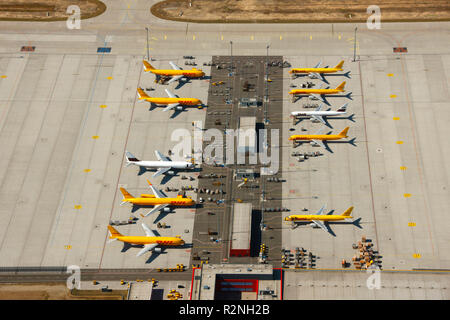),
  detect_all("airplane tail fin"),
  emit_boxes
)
[342,206,354,217]
[119,187,134,200]
[336,103,348,113]
[334,60,344,70]
[125,151,139,167]
[107,225,123,239]
[335,81,346,91]
[338,127,349,138]
[143,60,155,72]
[137,87,150,101]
